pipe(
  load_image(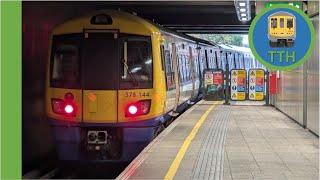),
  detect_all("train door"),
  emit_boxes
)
[162,44,176,113]
[82,31,118,123]
[205,49,209,68]
[189,46,197,100]
[172,43,180,112]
